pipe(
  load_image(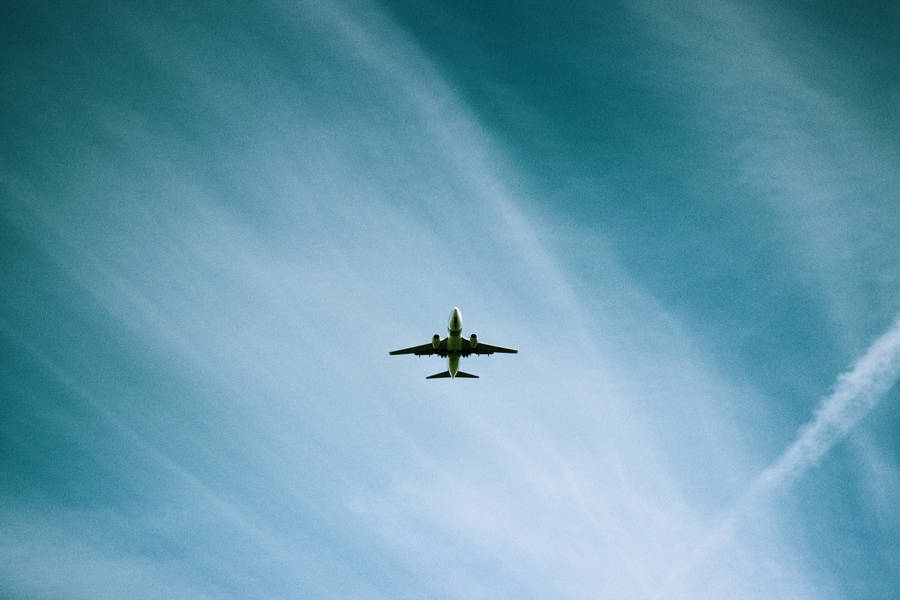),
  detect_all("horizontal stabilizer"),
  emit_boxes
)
[425,371,479,379]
